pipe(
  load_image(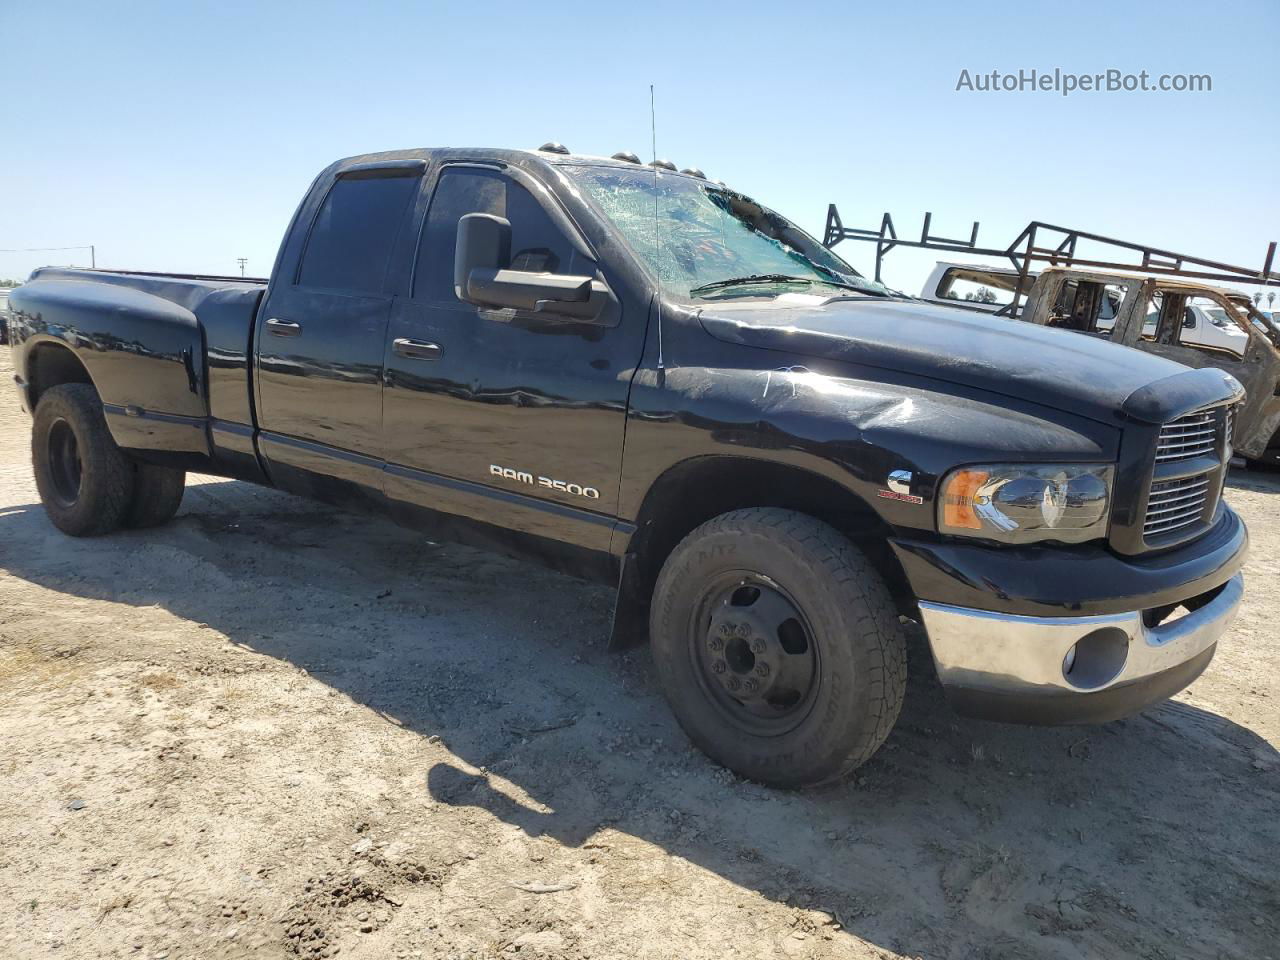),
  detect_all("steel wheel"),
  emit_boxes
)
[689,572,822,737]
[651,508,908,787]
[46,418,83,507]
